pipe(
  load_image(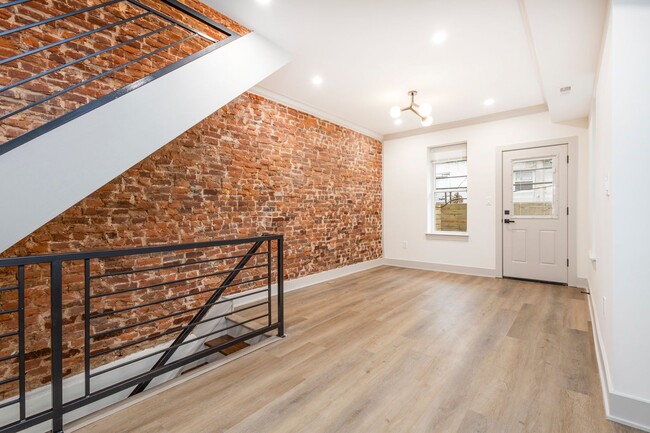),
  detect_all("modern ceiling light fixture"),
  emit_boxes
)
[390,91,433,127]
